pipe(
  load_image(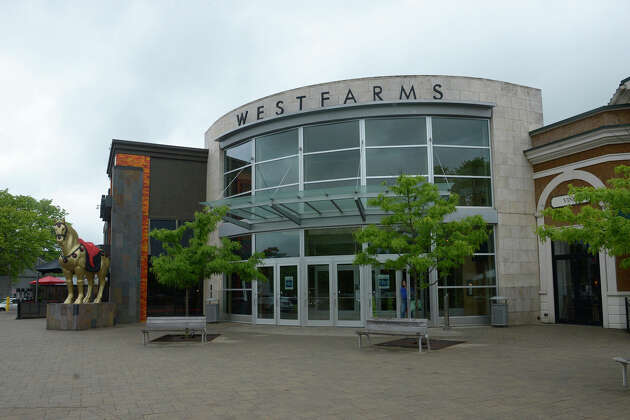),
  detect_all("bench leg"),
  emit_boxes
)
[418,335,422,353]
[425,334,431,352]
[622,364,628,387]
